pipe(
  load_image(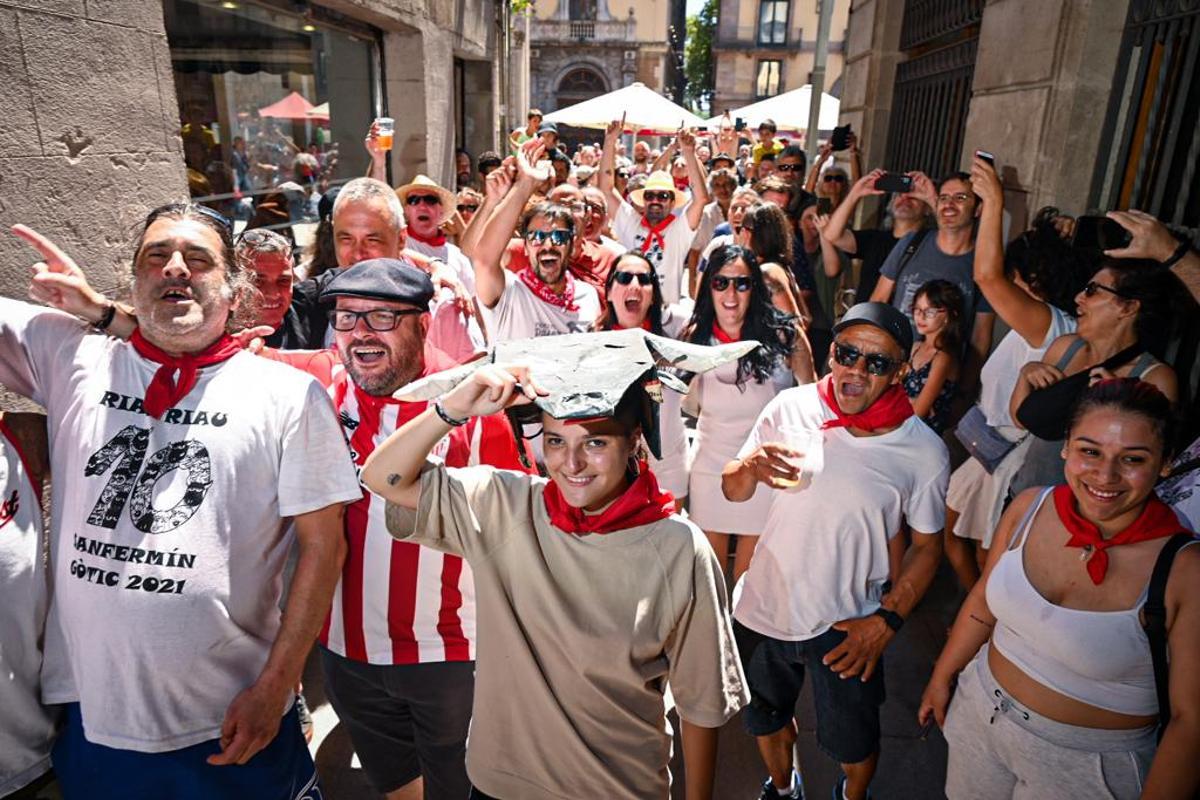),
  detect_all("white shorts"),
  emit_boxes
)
[946,435,1033,548]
